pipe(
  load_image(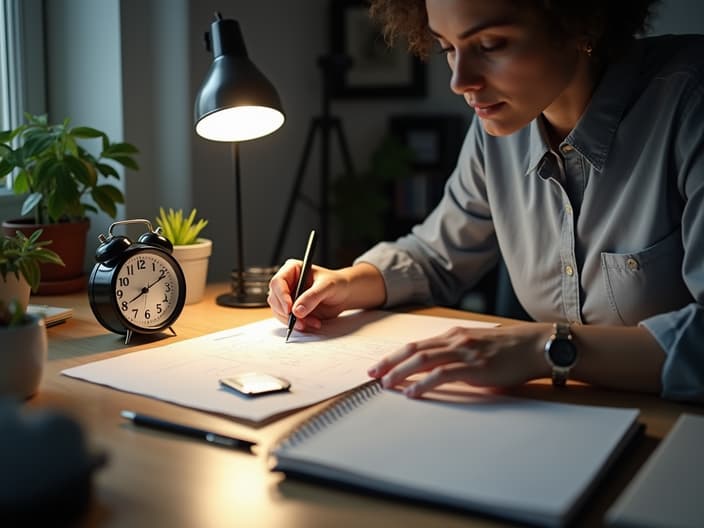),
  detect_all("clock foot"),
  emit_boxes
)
[125,330,133,345]
[169,327,177,336]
